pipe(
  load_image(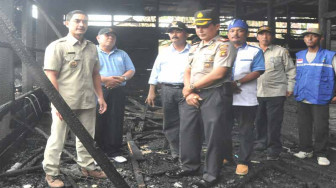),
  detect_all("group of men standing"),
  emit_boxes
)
[147,9,336,187]
[41,7,336,188]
